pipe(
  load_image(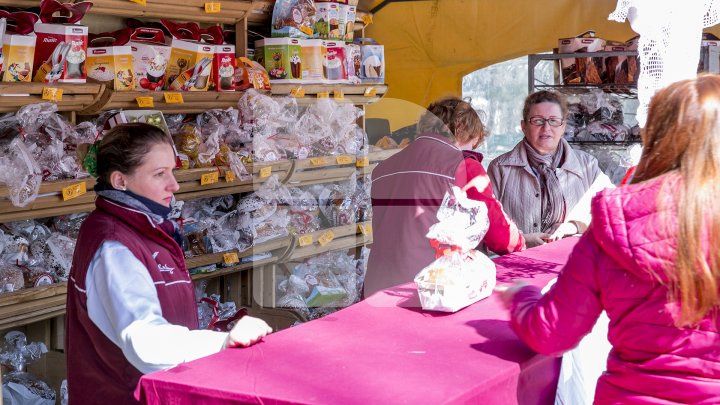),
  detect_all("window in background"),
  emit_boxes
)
[462,55,553,167]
